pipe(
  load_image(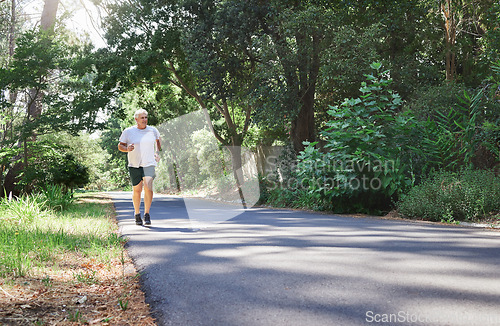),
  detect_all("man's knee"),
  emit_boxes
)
[143,177,154,191]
